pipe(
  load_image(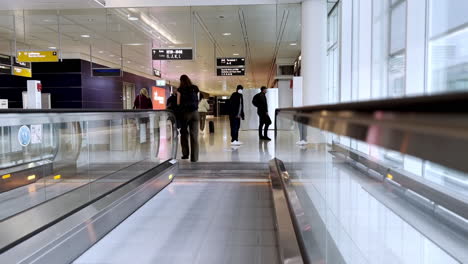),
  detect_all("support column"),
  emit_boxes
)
[301,0,327,106]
